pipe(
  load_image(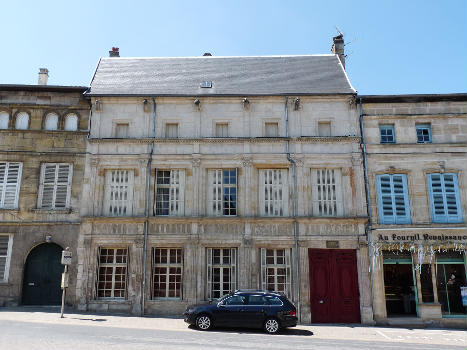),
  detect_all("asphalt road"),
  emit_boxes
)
[1,319,465,350]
